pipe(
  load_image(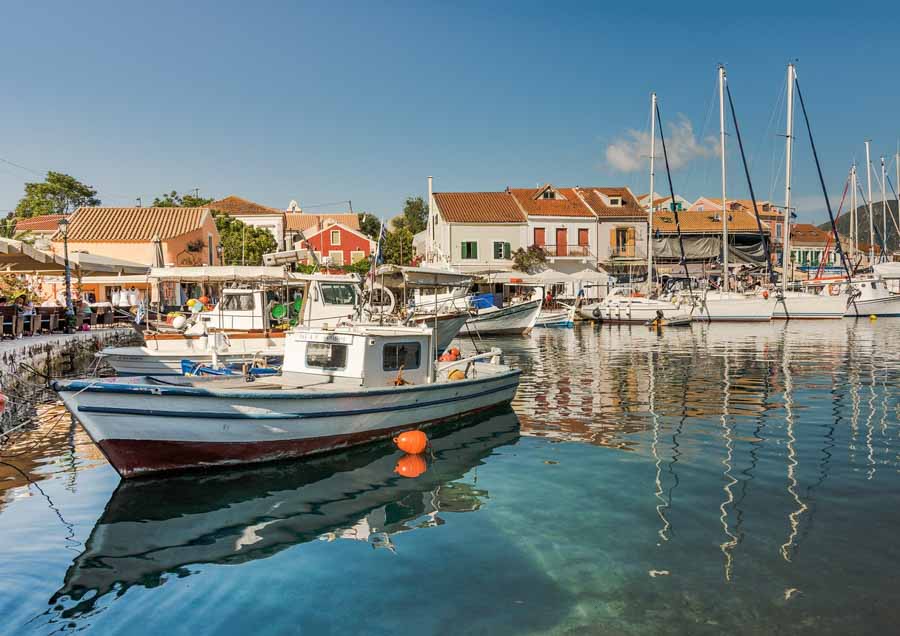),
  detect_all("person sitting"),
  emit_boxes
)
[14,294,34,315]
